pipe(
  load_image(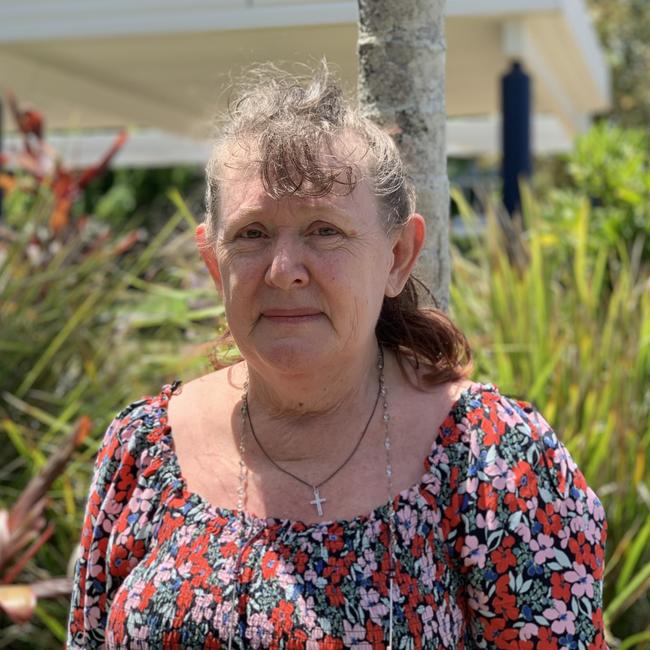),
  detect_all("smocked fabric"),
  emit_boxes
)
[67,382,607,649]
